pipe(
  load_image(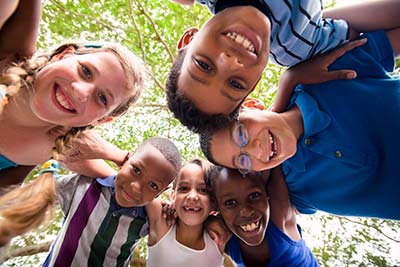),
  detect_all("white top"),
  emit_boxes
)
[147,224,224,267]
